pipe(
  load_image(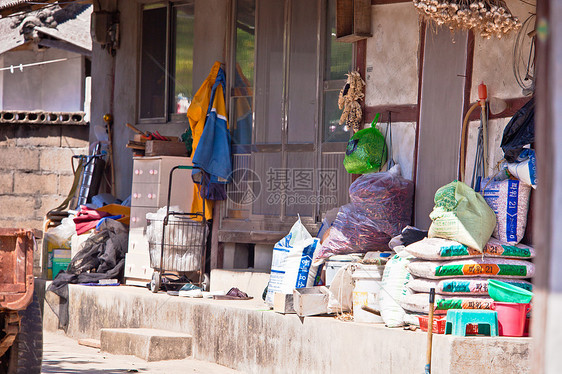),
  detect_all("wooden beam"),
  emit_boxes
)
[459,30,475,180]
[462,30,475,124]
[210,201,222,270]
[364,104,418,123]
[371,0,411,4]
[413,20,426,222]
[466,96,533,121]
[38,38,92,57]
